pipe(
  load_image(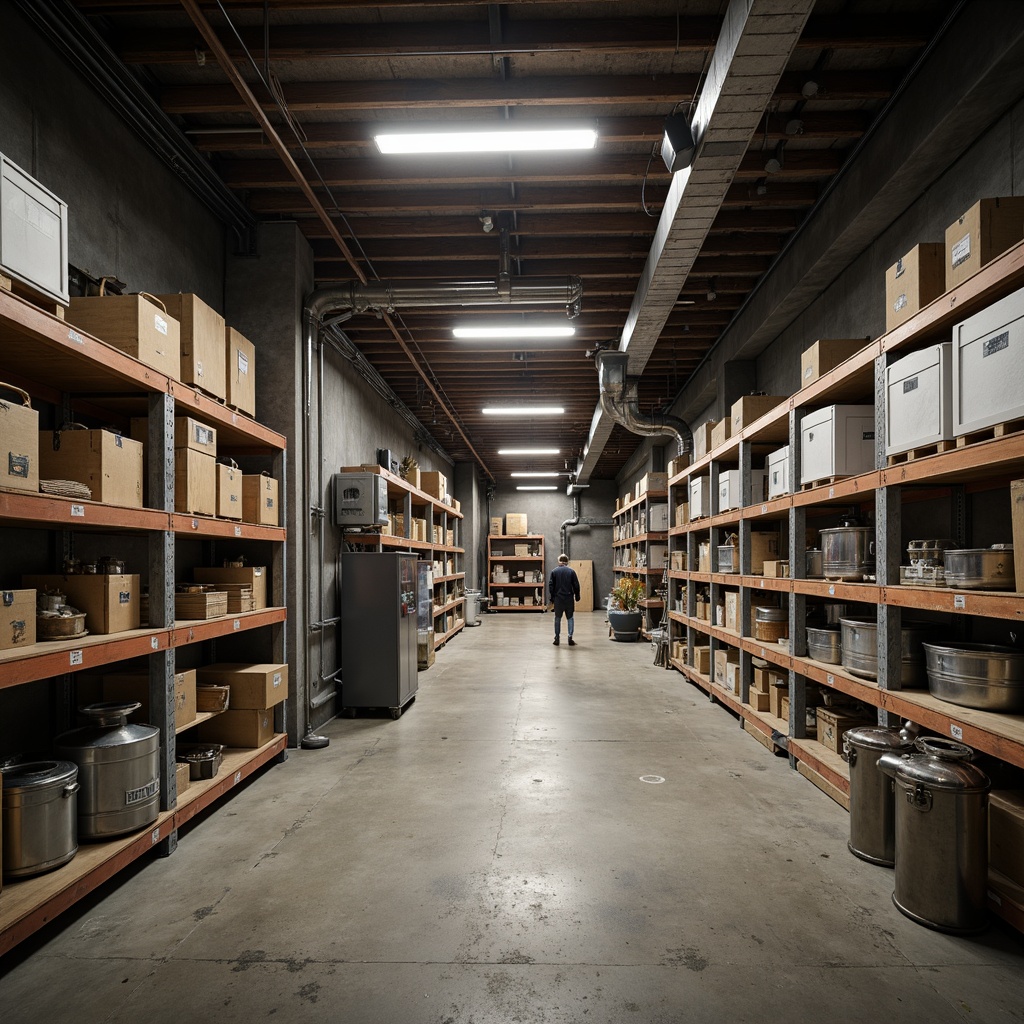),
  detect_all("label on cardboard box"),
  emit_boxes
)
[155,314,168,336]
[238,351,249,374]
[951,232,971,268]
